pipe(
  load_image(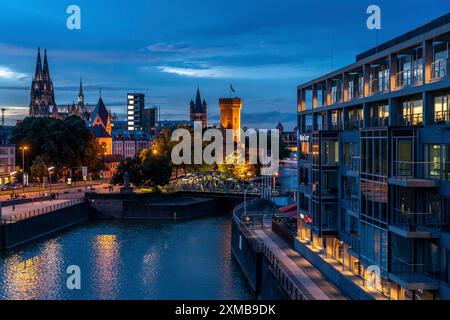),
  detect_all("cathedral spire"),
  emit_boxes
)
[34,47,42,80]
[79,78,84,97]
[42,49,50,81]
